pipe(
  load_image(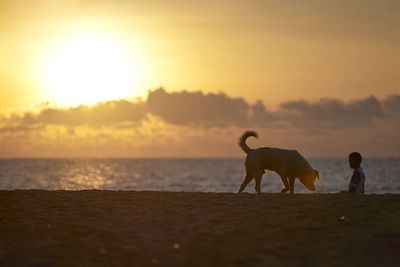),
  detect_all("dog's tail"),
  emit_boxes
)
[239,131,258,154]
